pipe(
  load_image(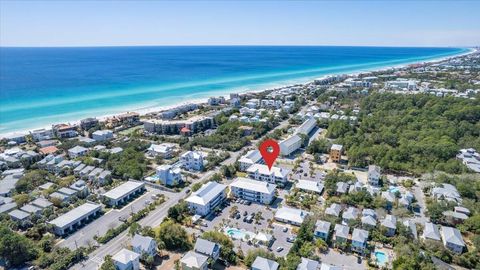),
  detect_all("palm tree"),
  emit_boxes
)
[315,238,328,253]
